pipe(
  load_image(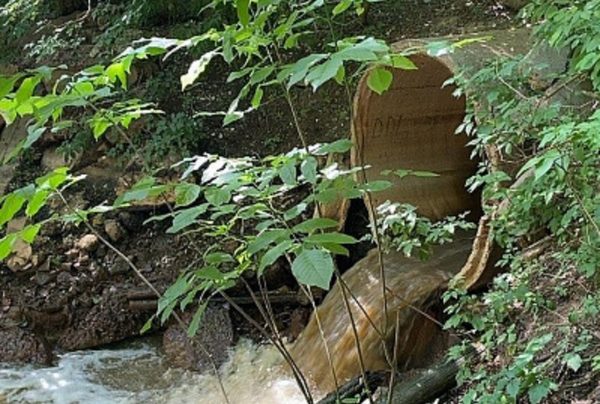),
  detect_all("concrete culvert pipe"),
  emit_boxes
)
[349,29,541,288]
